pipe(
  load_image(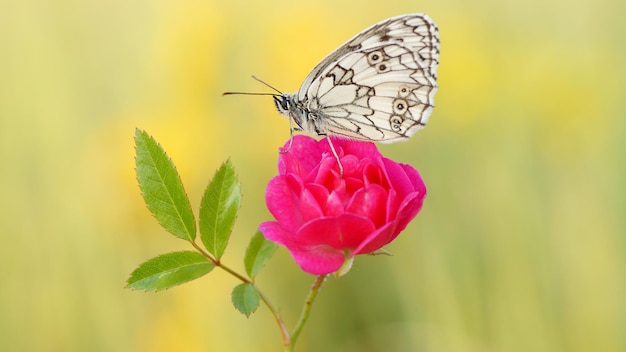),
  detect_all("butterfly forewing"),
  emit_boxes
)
[293,13,439,143]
